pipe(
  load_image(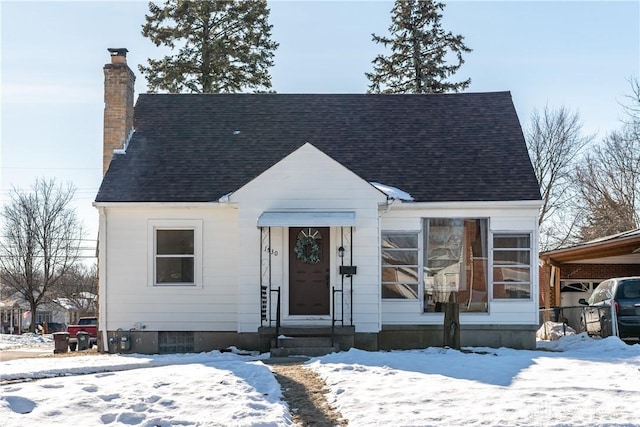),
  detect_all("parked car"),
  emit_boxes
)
[579,277,640,341]
[47,322,67,333]
[66,317,98,351]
